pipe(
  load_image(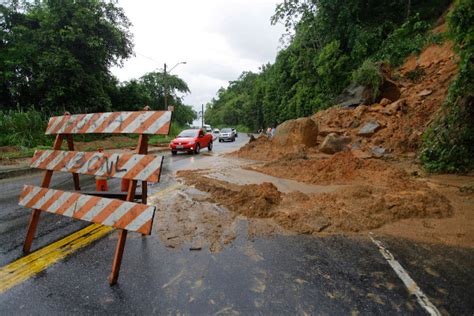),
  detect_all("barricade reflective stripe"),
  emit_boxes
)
[19,185,155,235]
[31,150,163,182]
[45,111,172,135]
